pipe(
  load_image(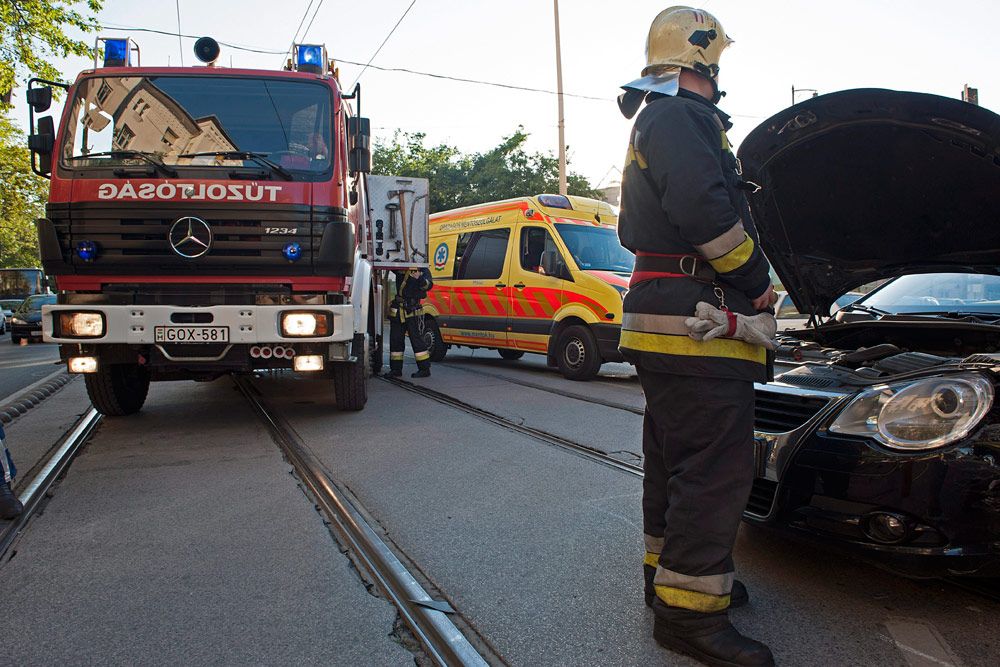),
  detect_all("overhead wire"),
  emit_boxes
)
[299,0,326,43]
[350,0,417,87]
[280,0,315,66]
